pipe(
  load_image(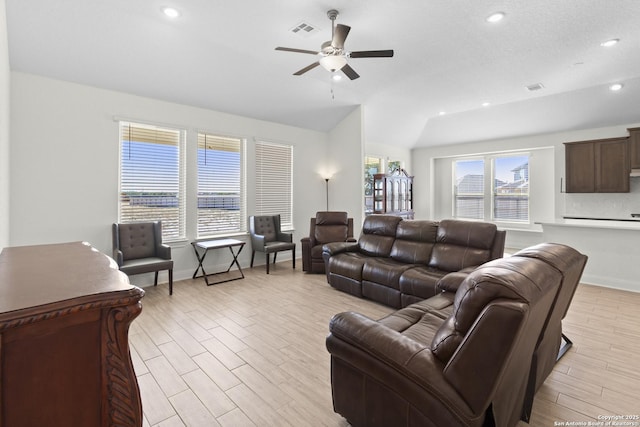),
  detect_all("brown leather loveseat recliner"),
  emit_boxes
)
[301,211,355,274]
[326,243,587,427]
